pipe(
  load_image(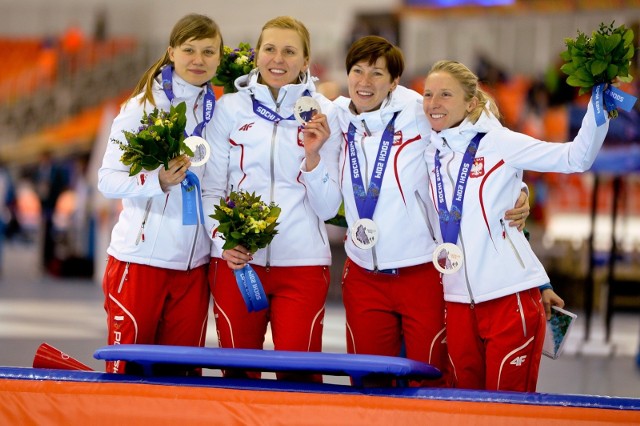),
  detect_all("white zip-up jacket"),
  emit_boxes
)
[306,86,438,271]
[201,70,342,266]
[426,97,609,304]
[98,71,211,270]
